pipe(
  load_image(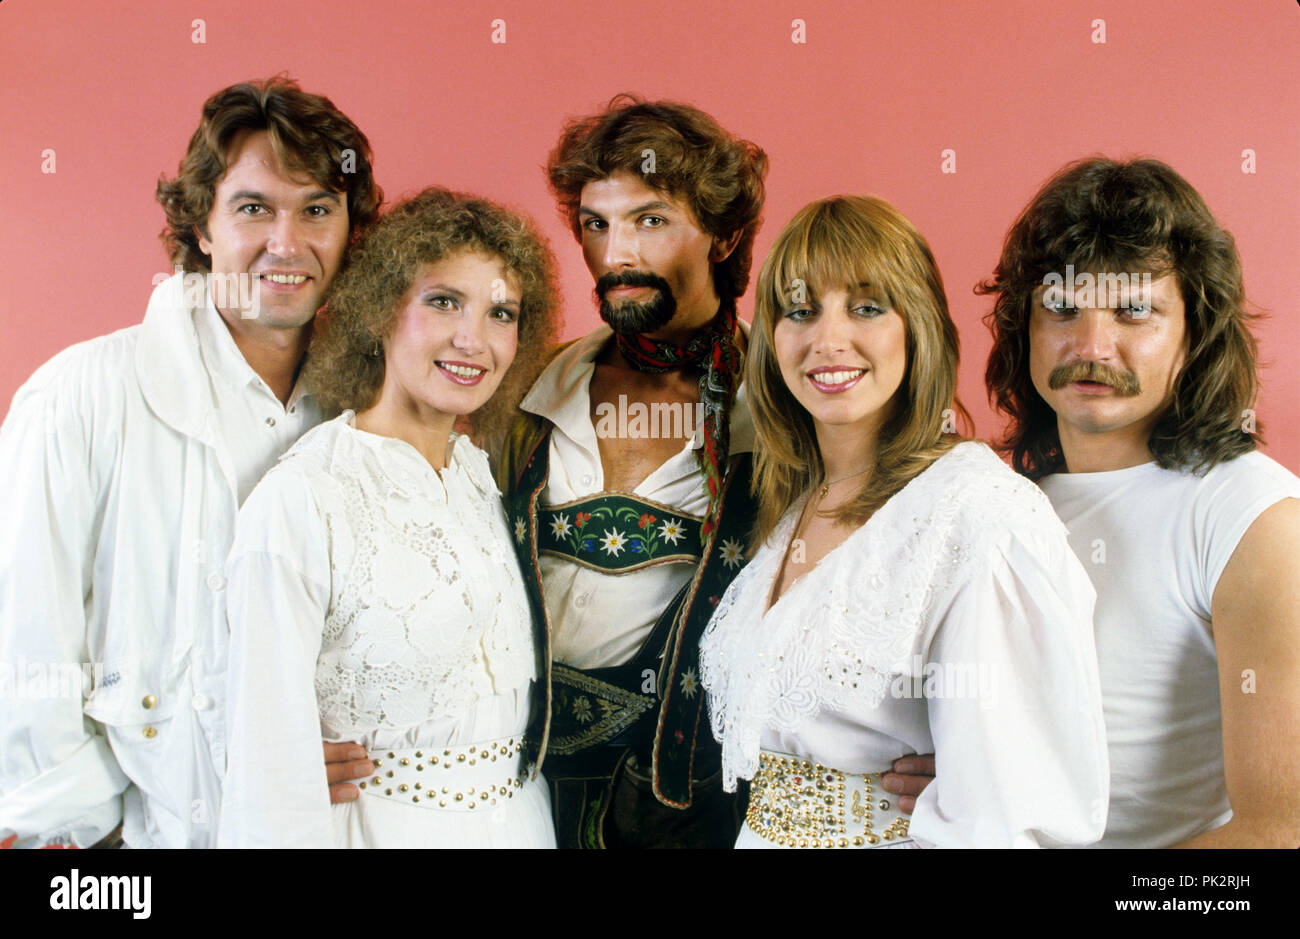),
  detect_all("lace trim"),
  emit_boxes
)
[699,442,1057,790]
[286,417,535,734]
